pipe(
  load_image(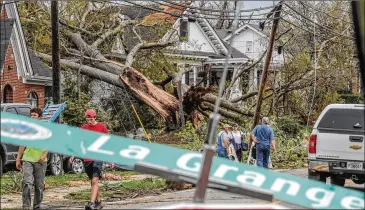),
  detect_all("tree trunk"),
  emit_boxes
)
[38,52,179,123]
